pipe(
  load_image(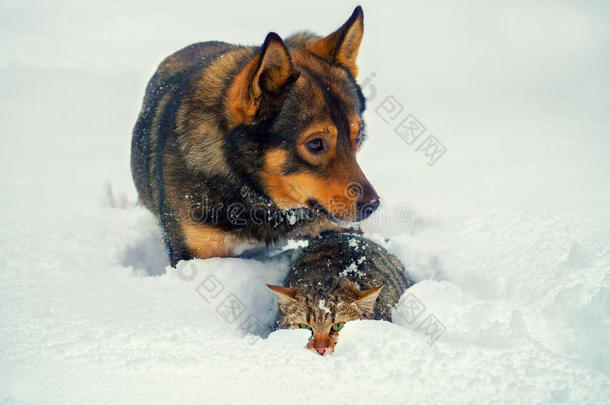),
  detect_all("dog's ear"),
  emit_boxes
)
[228,32,297,125]
[306,6,364,77]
